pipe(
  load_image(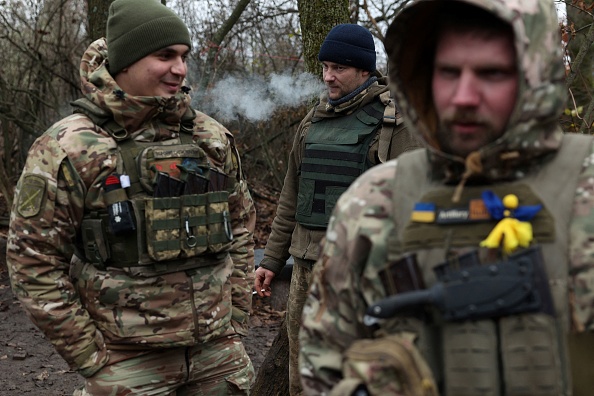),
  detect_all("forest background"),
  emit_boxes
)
[2,0,593,222]
[0,0,593,394]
